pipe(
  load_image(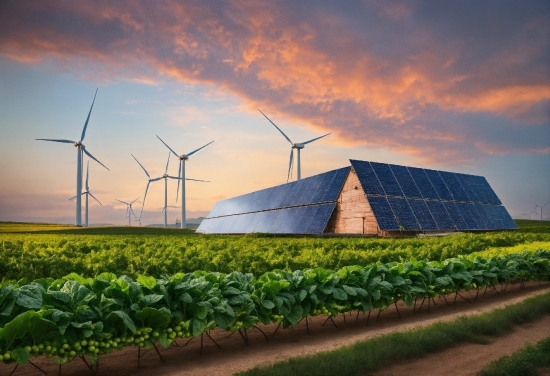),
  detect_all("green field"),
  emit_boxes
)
[1,220,549,281]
